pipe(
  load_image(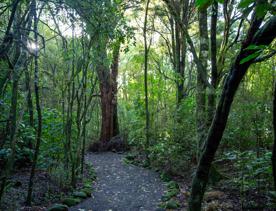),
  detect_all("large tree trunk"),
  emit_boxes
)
[188,14,276,211]
[98,43,120,146]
